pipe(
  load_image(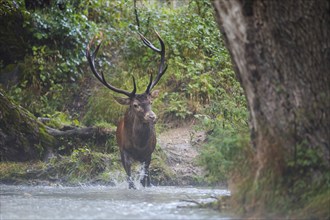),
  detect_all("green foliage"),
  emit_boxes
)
[0,161,46,182]
[83,88,126,126]
[1,0,95,115]
[0,0,249,184]
[1,0,247,184]
[0,90,55,161]
[1,0,244,126]
[198,124,249,184]
[0,145,176,186]
[49,146,115,184]
[298,189,330,220]
[1,0,248,185]
[285,141,330,203]
[162,92,193,120]
[42,111,80,129]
